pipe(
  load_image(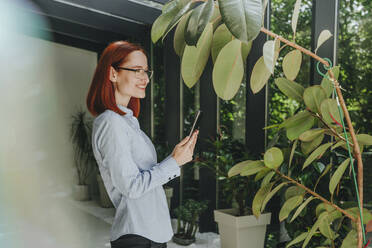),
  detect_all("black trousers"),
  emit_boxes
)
[110,234,167,248]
